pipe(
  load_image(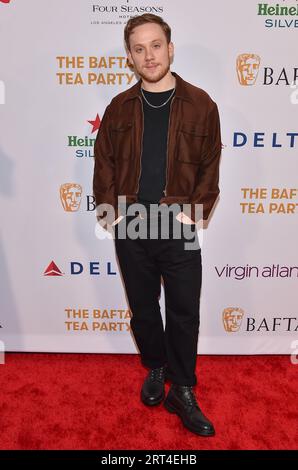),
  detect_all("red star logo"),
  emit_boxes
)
[88,114,101,133]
